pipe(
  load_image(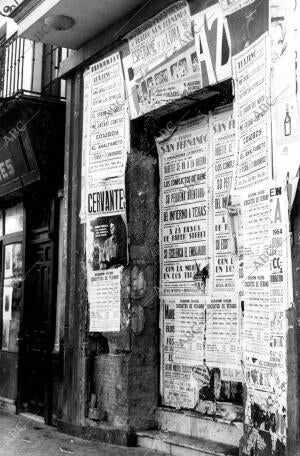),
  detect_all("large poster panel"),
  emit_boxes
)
[156,116,209,295]
[89,52,129,178]
[271,0,300,181]
[241,182,289,441]
[86,177,128,332]
[233,33,271,190]
[124,1,202,118]
[161,295,199,409]
[210,108,236,291]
